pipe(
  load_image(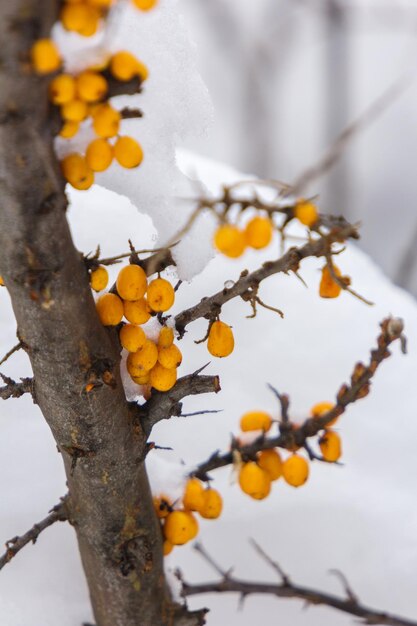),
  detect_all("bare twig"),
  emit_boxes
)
[0,342,22,367]
[0,374,34,401]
